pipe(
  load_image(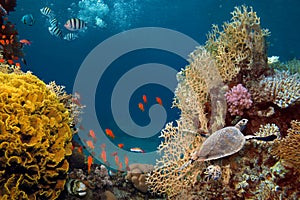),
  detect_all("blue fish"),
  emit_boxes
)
[21,14,35,26]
